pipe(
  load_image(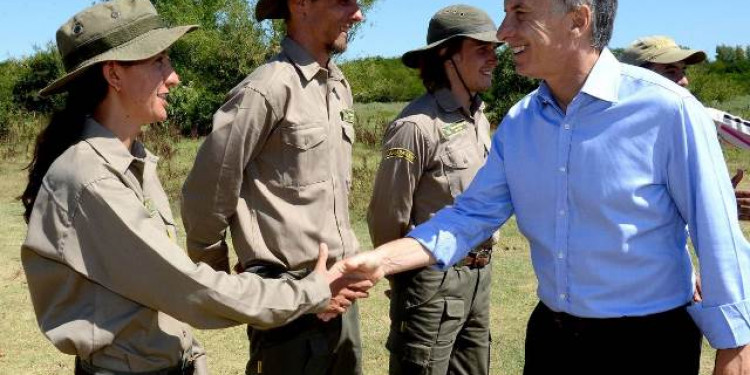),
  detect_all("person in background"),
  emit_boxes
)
[621,35,750,220]
[181,0,366,374]
[20,1,367,374]
[367,5,499,374]
[338,0,750,374]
